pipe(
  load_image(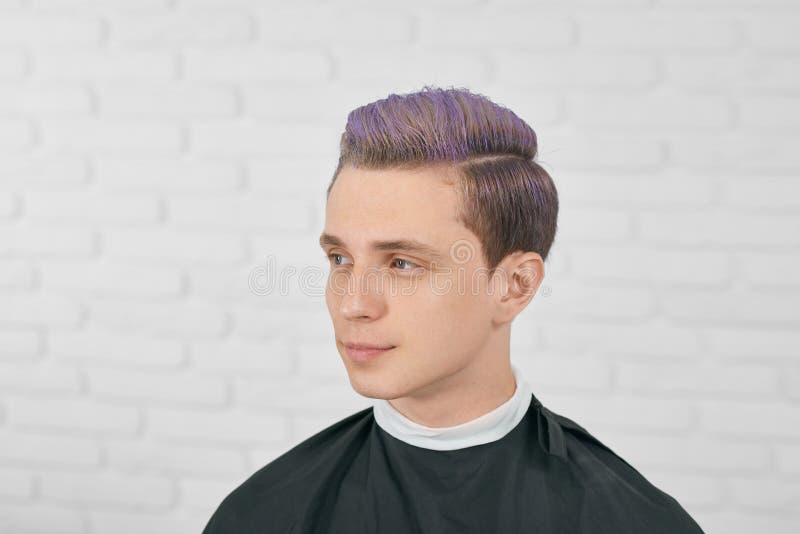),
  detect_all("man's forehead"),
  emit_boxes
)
[322,167,467,259]
[324,188,462,235]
